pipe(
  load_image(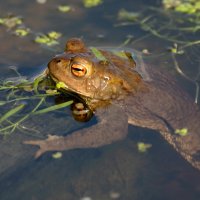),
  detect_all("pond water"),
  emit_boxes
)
[0,0,200,200]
